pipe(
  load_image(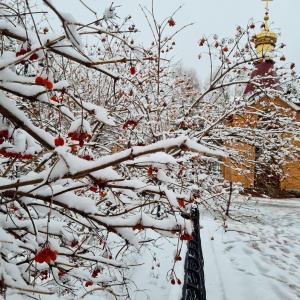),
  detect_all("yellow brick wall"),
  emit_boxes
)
[223,143,255,187]
[223,96,300,191]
